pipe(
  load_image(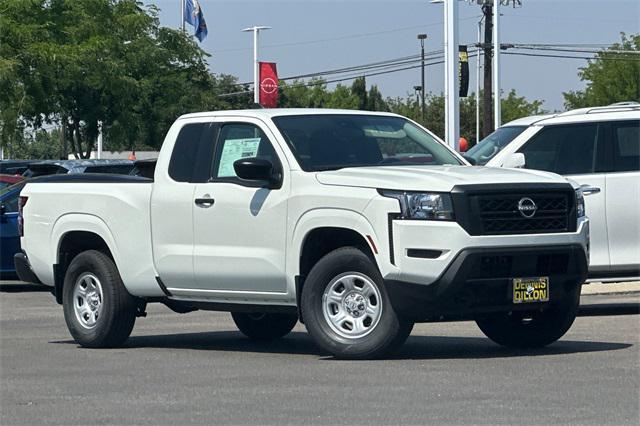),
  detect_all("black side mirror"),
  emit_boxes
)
[233,158,282,189]
[0,203,6,223]
[462,154,477,165]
